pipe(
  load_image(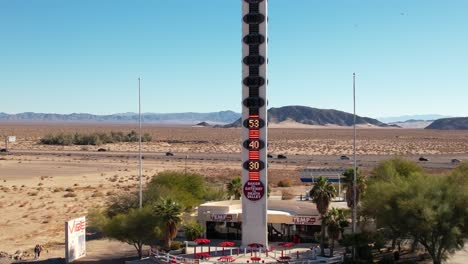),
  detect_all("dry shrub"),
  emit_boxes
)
[53,187,64,193]
[65,187,74,192]
[277,179,292,187]
[28,192,38,196]
[109,176,118,183]
[281,190,295,200]
[63,192,77,198]
[91,191,104,197]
